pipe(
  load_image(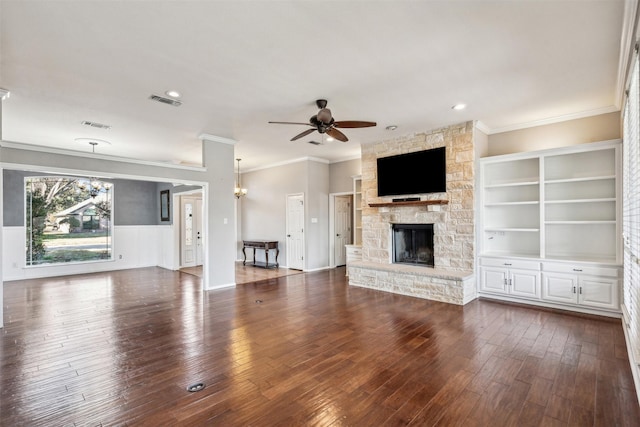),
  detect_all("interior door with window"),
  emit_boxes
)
[286,193,305,270]
[181,195,203,267]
